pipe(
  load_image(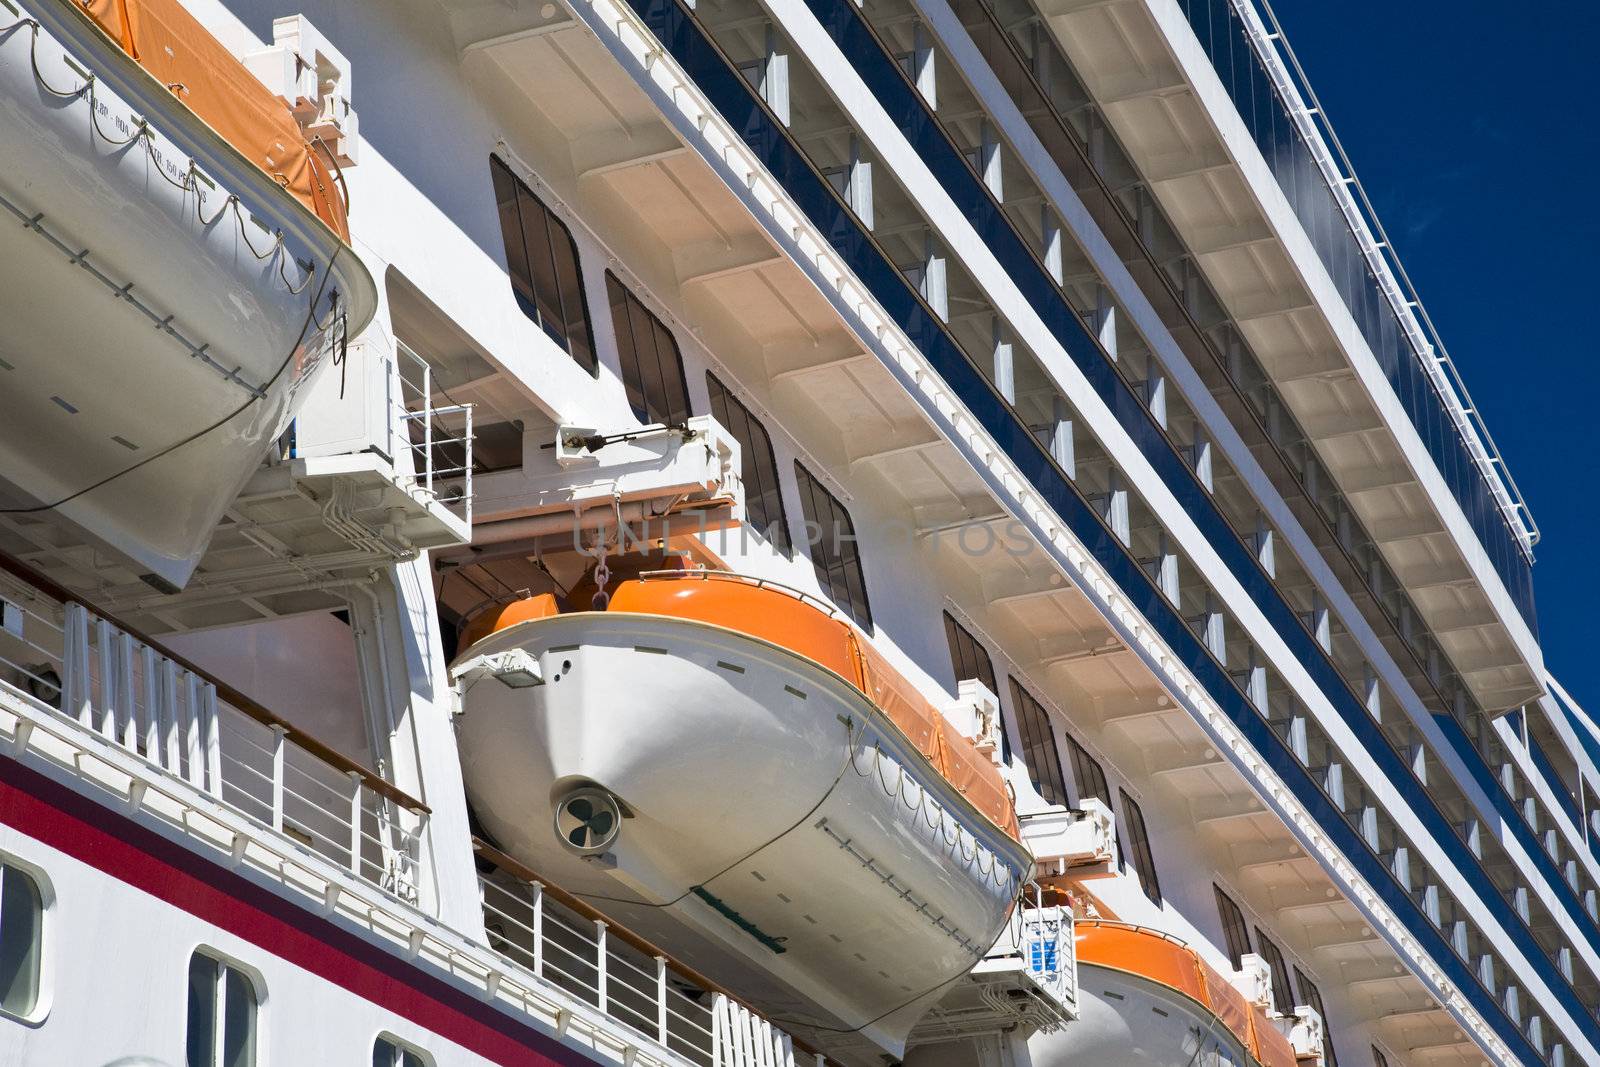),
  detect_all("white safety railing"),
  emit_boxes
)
[0,579,428,903]
[394,338,475,526]
[477,846,823,1067]
[1228,0,1538,556]
[982,883,1077,1027]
